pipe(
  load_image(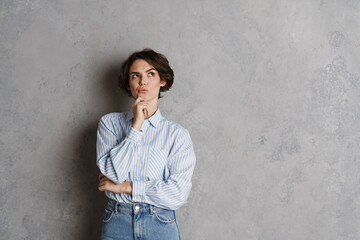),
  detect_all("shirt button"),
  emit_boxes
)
[135,206,140,211]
